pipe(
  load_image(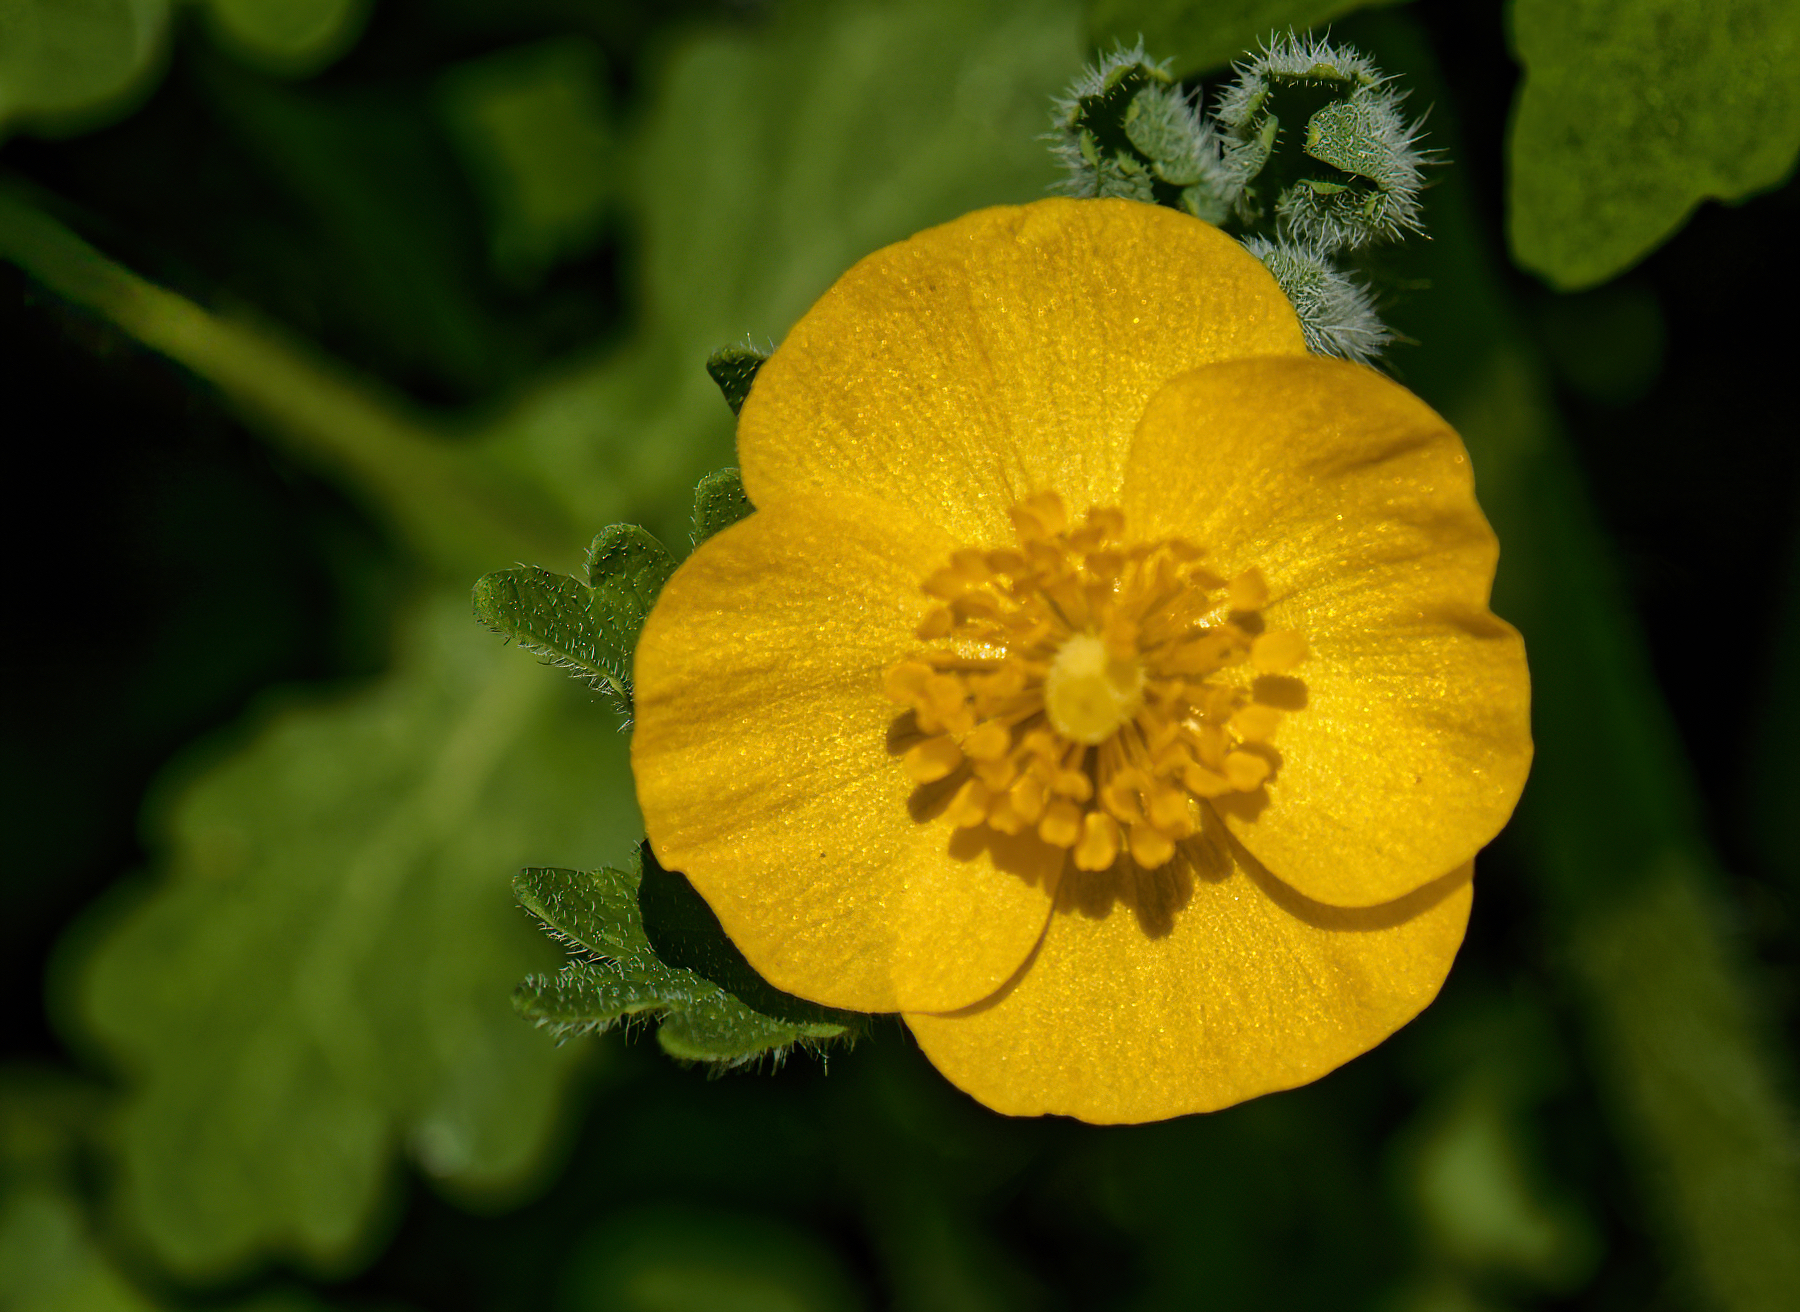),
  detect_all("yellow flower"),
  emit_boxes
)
[632,198,1532,1123]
